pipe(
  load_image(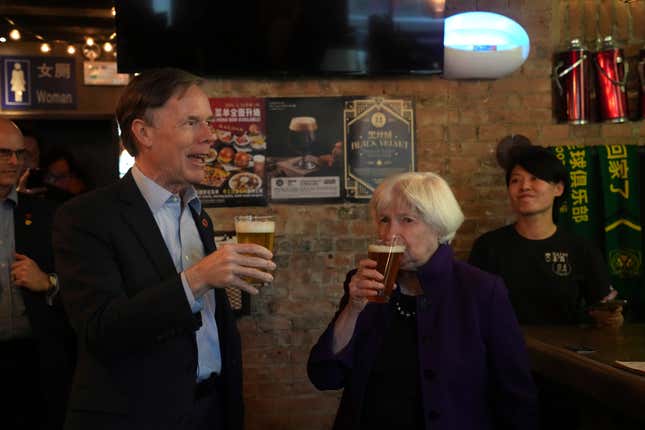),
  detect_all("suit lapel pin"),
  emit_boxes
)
[25,212,32,226]
[201,218,208,228]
